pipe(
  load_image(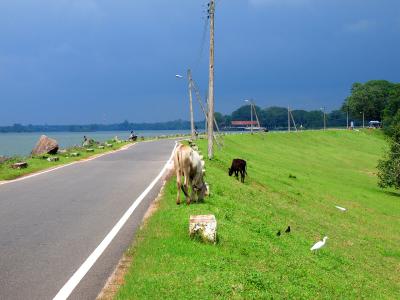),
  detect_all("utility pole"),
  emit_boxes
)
[290,109,298,132]
[288,106,291,132]
[207,0,215,159]
[346,105,349,129]
[250,102,254,134]
[253,101,261,128]
[191,78,222,147]
[321,107,326,130]
[245,99,254,134]
[187,69,195,140]
[205,96,208,133]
